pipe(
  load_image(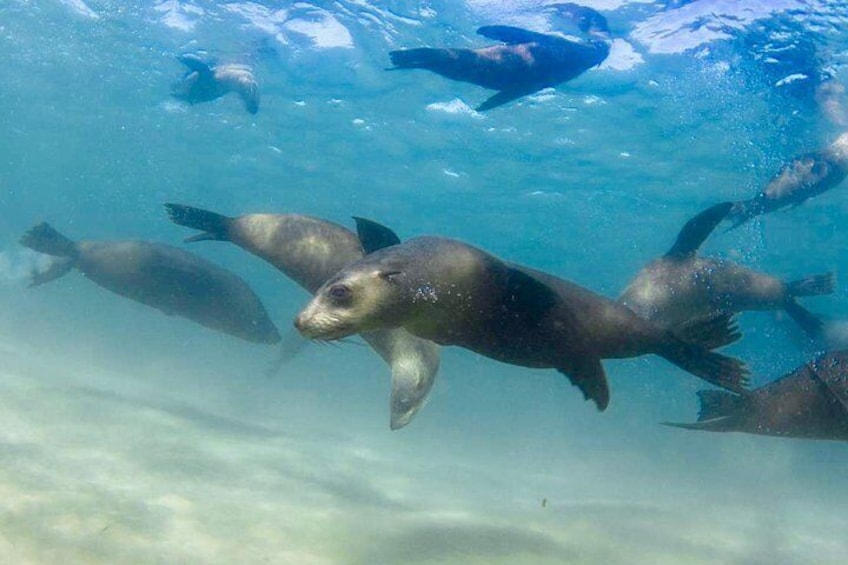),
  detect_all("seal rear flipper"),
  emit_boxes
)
[476,88,537,112]
[19,222,78,258]
[352,217,402,254]
[28,256,74,287]
[164,203,234,243]
[787,272,835,297]
[784,300,825,339]
[664,202,734,259]
[657,338,750,393]
[558,358,610,411]
[476,25,558,45]
[672,312,741,350]
[388,48,449,71]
